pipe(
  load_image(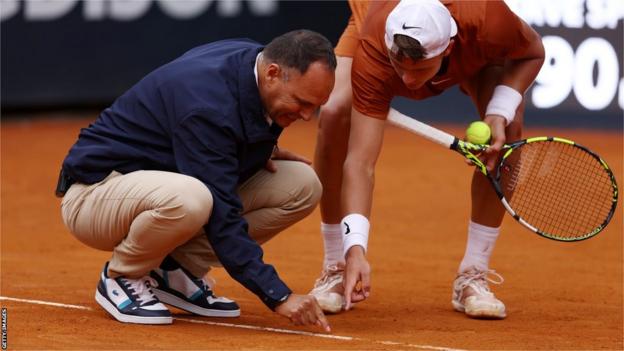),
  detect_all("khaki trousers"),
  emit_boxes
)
[61,160,321,279]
